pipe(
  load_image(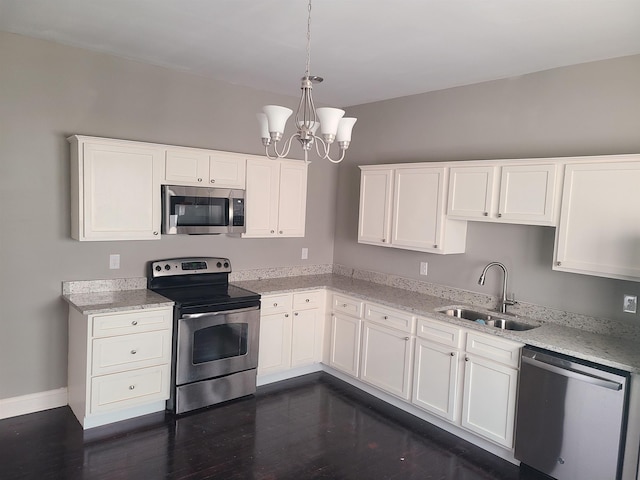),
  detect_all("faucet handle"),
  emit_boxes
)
[504,294,517,306]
